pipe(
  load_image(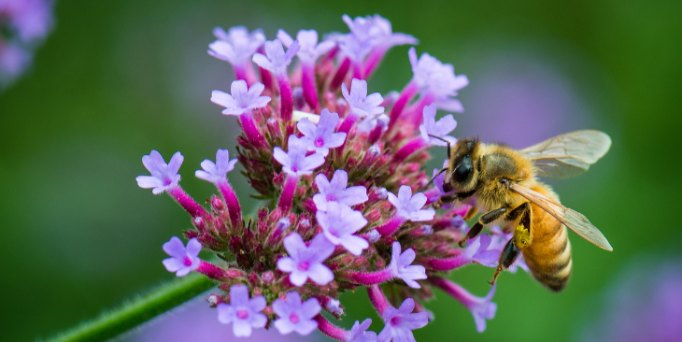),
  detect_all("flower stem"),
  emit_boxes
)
[49,274,213,342]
